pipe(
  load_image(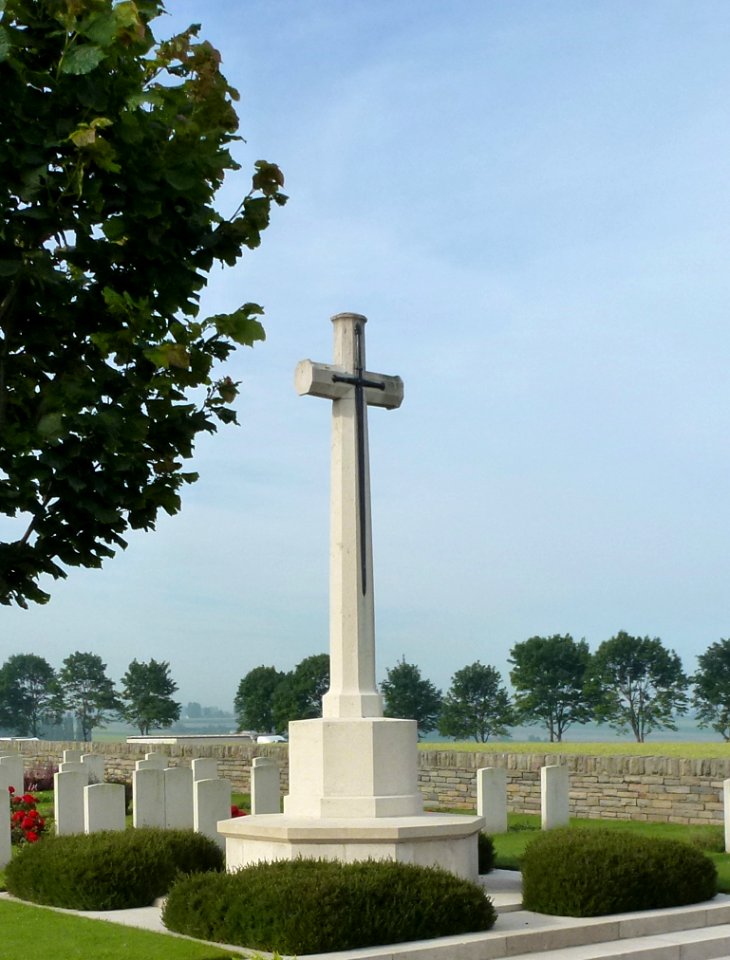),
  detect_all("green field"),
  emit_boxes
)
[419,740,730,759]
